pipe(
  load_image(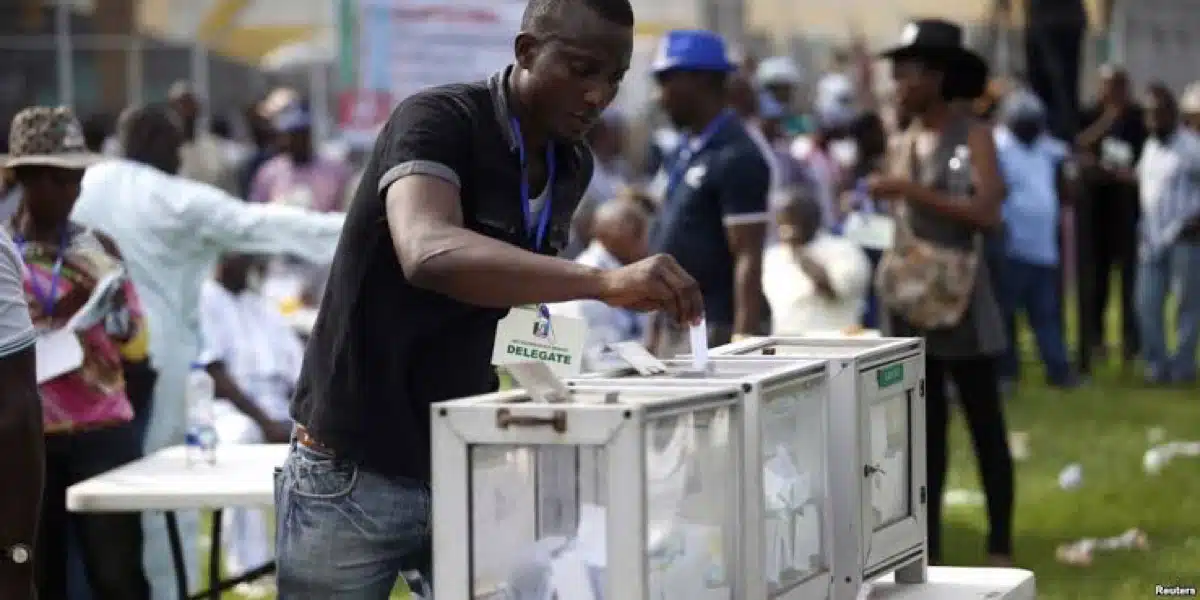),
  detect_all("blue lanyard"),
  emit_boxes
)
[14,231,67,318]
[665,109,735,200]
[510,118,556,249]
